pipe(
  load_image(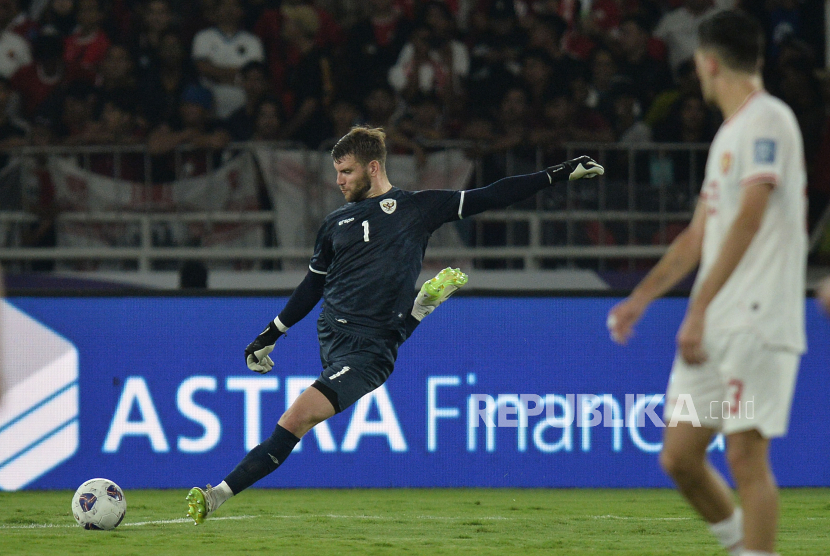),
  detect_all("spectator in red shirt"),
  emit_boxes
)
[11,31,66,118]
[63,0,111,83]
